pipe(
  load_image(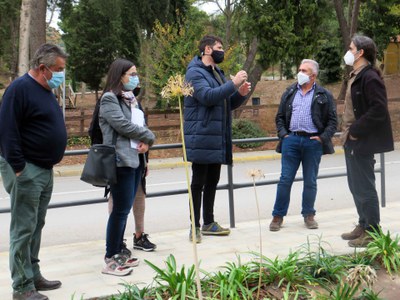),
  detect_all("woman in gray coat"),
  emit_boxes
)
[99,59,155,276]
